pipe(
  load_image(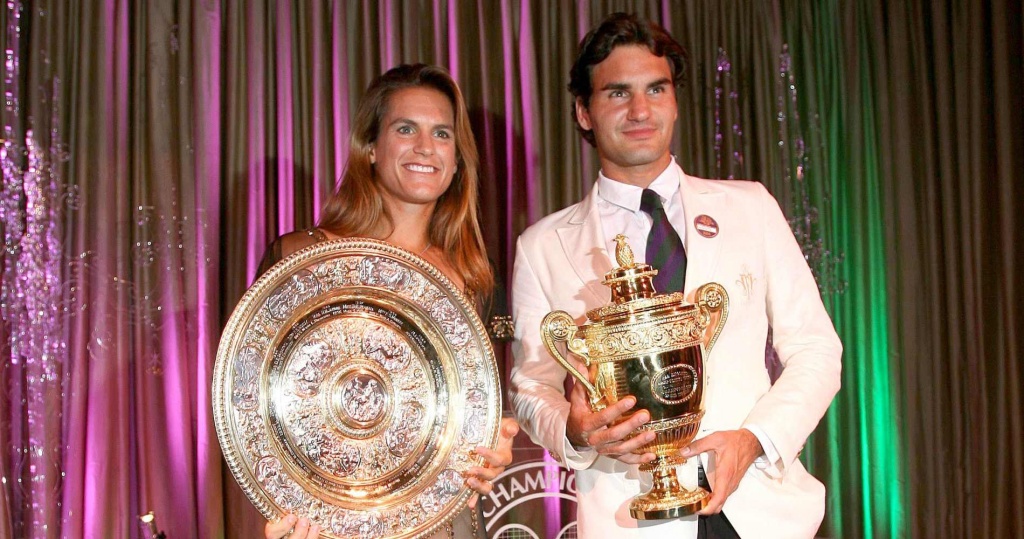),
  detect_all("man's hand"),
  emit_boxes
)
[566,379,656,464]
[682,429,764,515]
